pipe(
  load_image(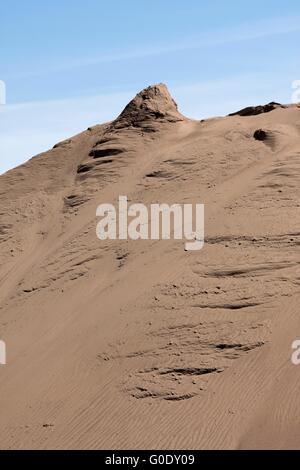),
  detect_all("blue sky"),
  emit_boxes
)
[1,0,300,174]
